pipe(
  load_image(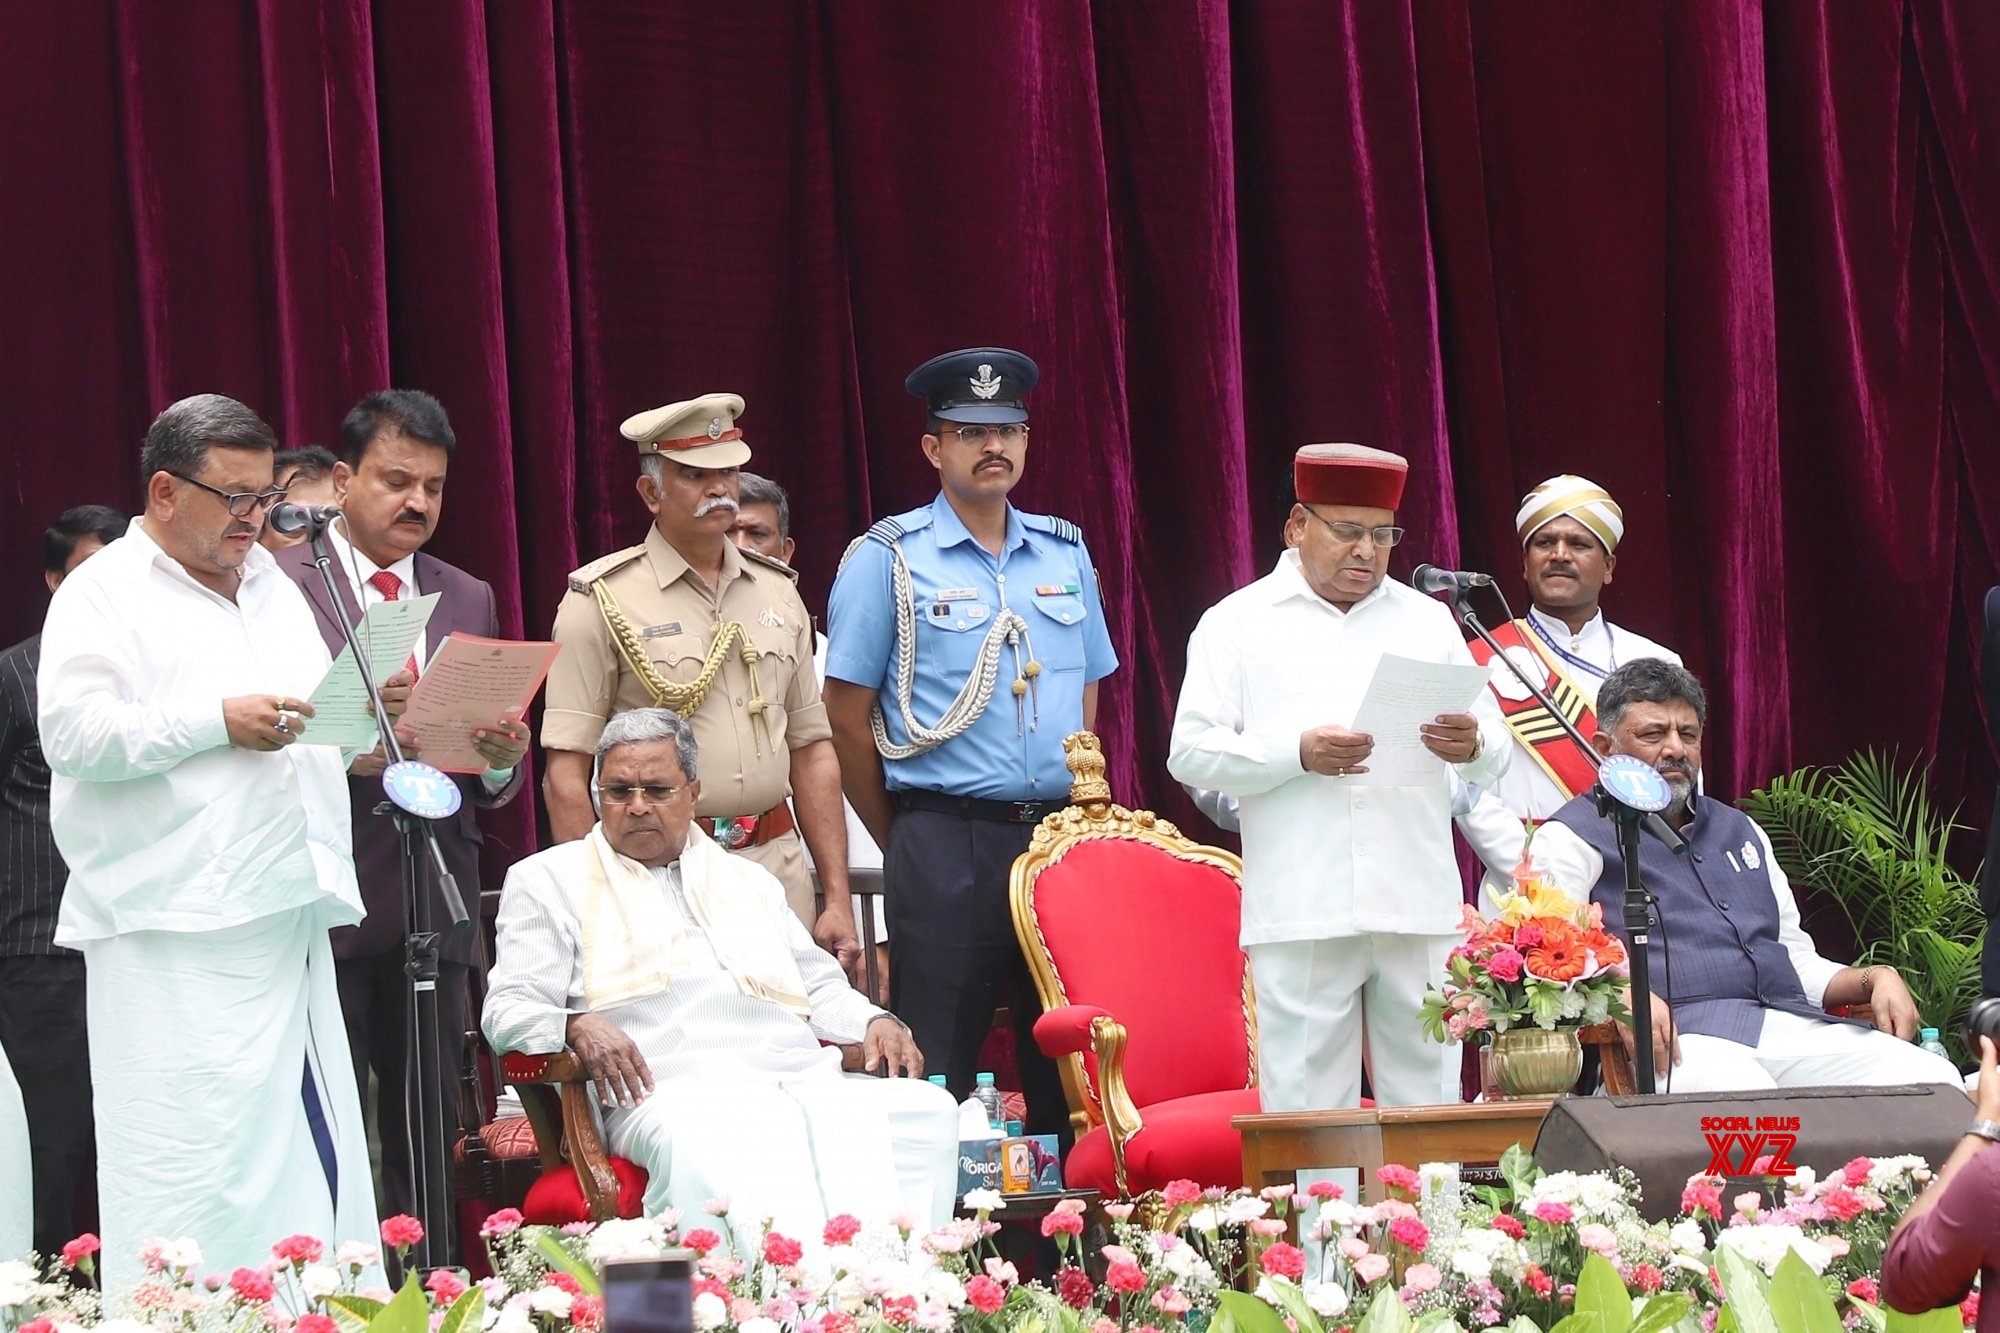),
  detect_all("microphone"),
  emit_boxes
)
[1409,564,1494,596]
[268,503,341,536]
